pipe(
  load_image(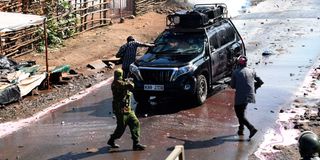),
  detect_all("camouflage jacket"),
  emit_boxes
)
[111,79,134,114]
